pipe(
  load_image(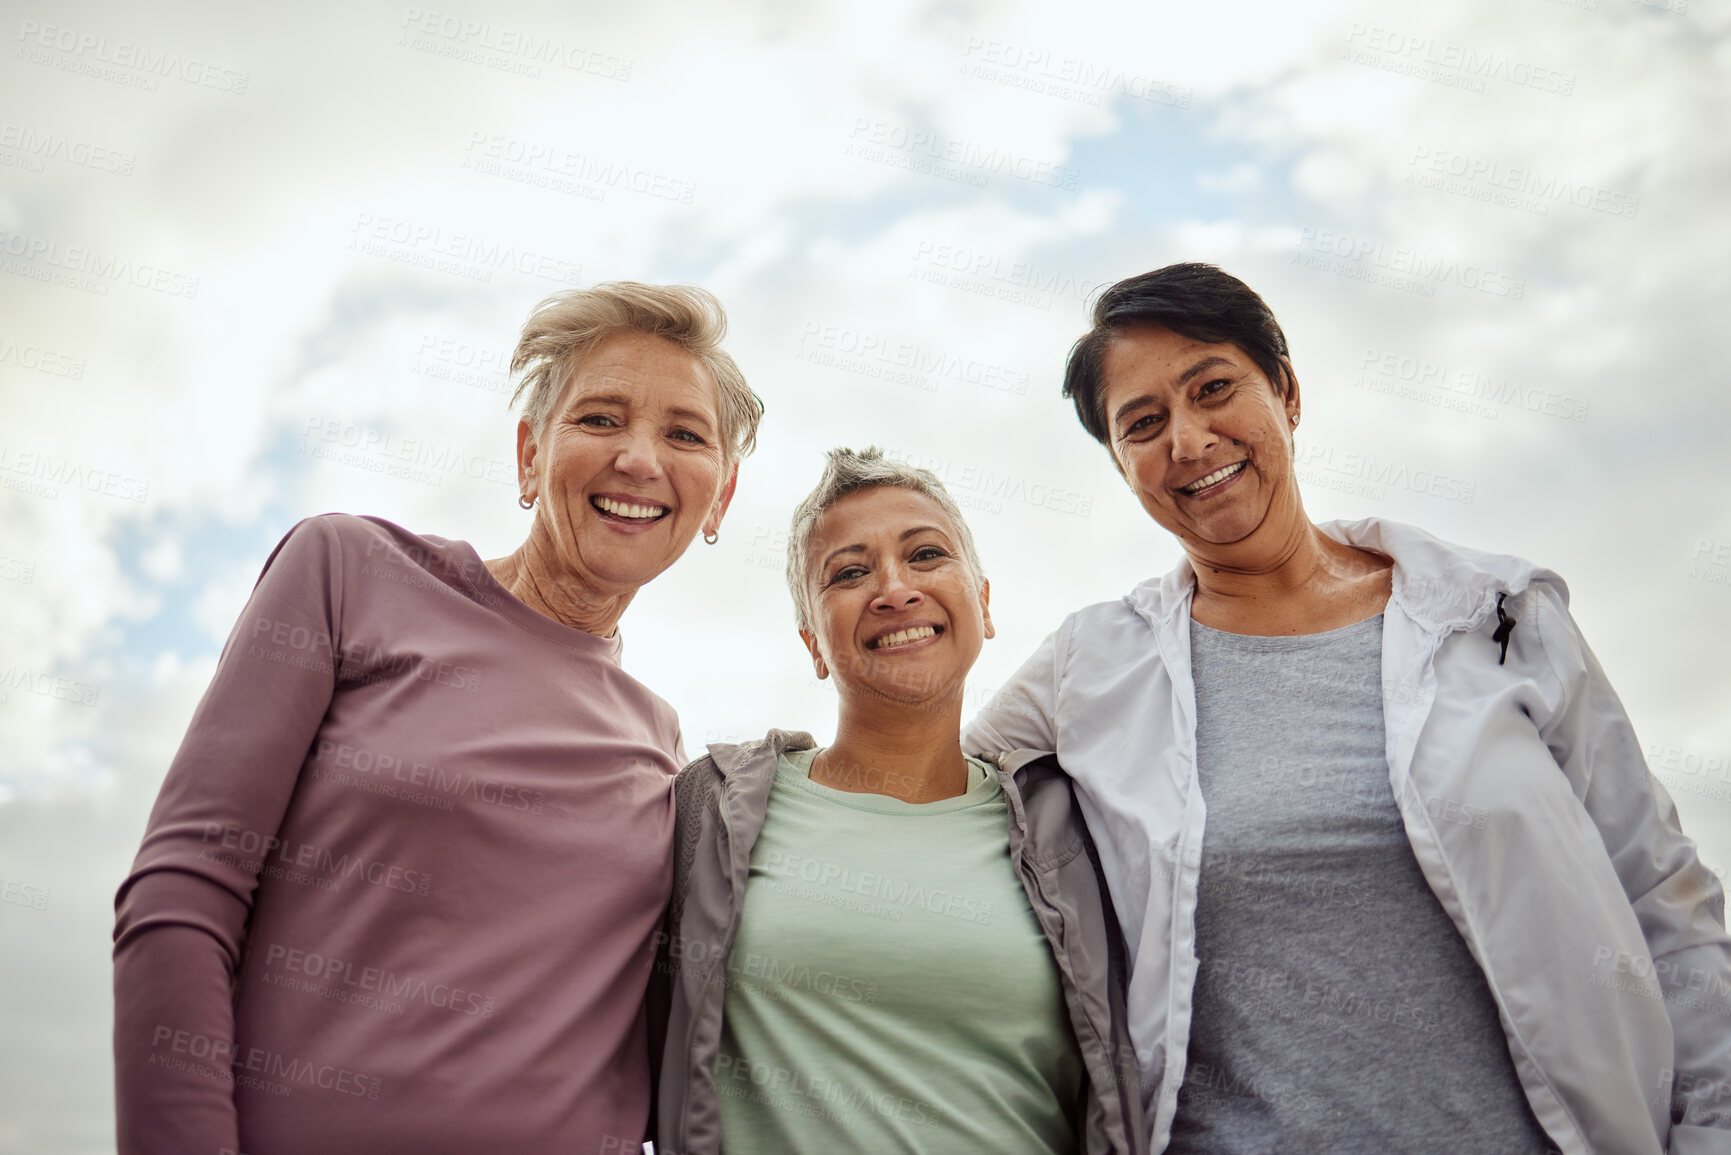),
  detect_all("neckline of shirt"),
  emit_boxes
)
[444,537,626,661]
[1190,612,1385,653]
[775,746,1001,815]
